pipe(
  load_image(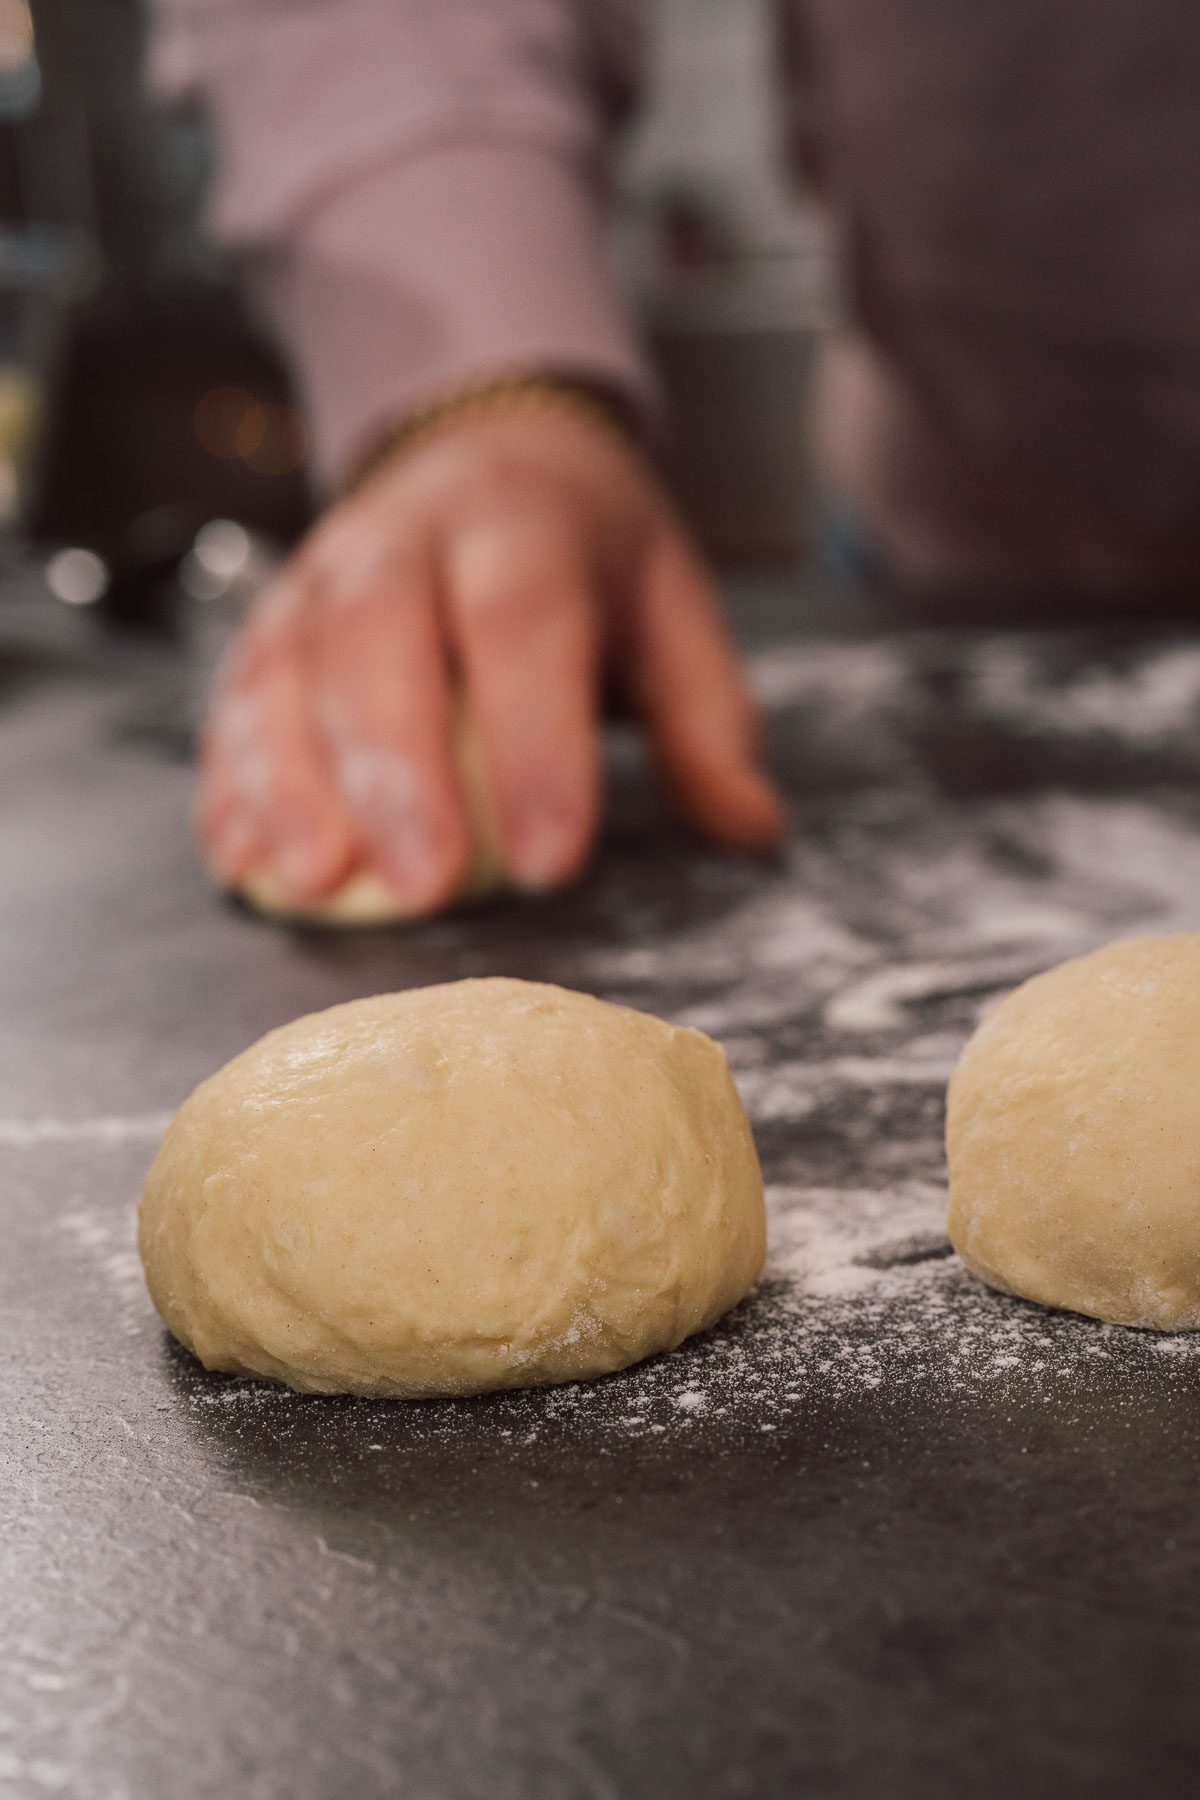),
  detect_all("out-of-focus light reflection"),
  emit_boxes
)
[193,386,257,461]
[181,519,254,601]
[193,388,307,477]
[195,519,251,582]
[241,403,307,477]
[232,402,265,459]
[179,557,218,603]
[46,547,108,607]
